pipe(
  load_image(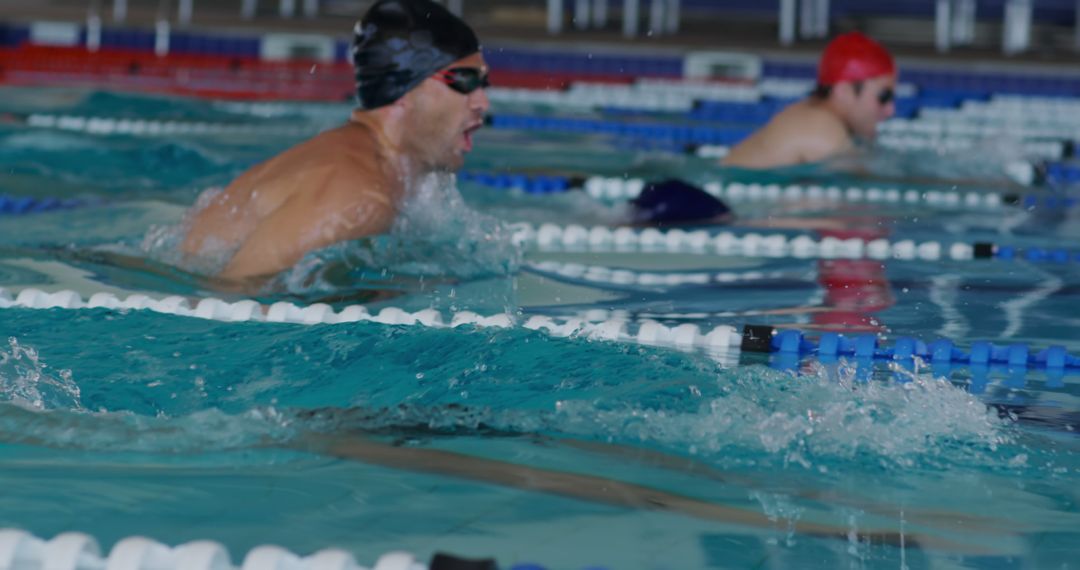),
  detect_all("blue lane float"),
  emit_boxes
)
[0,195,88,215]
[1043,161,1080,186]
[740,324,1078,385]
[487,114,753,146]
[458,170,576,194]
